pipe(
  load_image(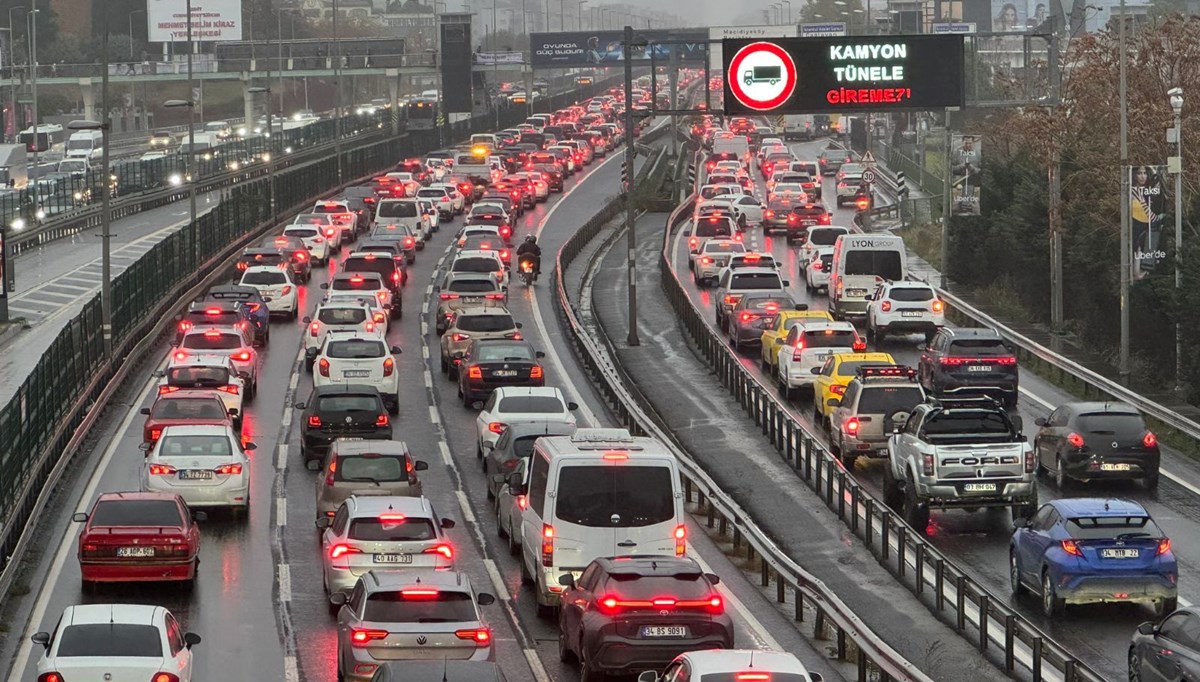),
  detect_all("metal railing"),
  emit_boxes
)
[646,150,1105,682]
[553,144,931,682]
